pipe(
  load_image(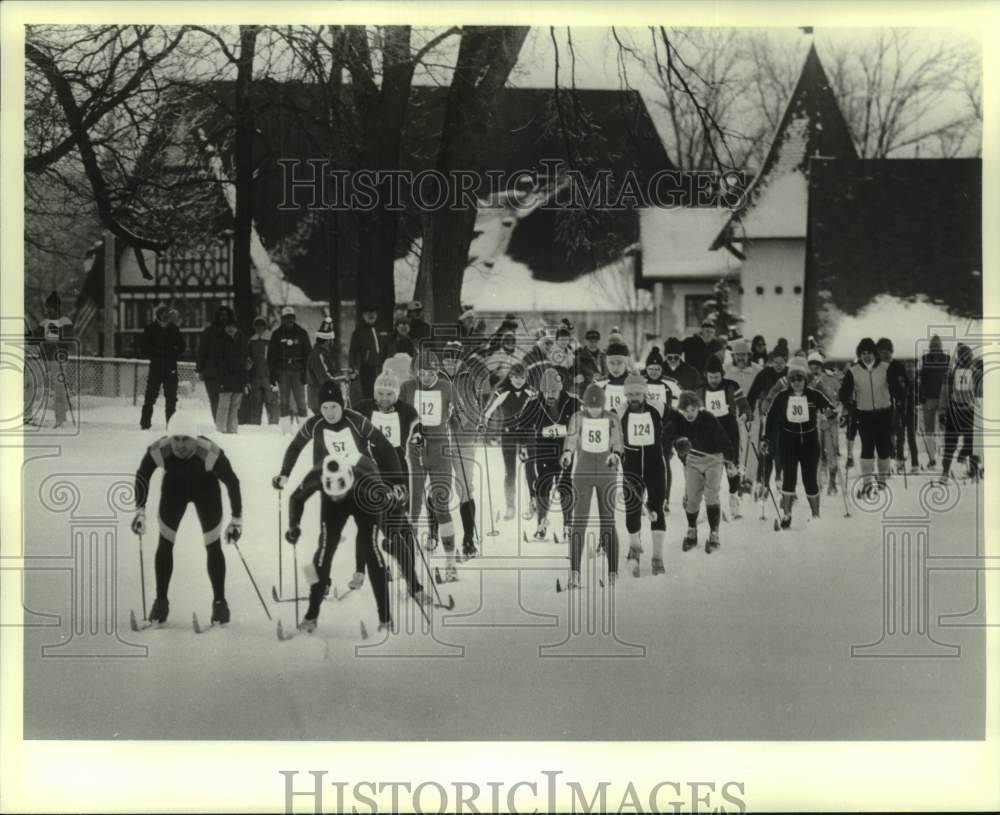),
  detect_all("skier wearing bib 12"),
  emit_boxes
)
[697,356,749,519]
[561,382,624,588]
[601,340,632,416]
[620,373,667,576]
[764,356,834,528]
[131,411,244,625]
[518,367,580,541]
[662,391,734,554]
